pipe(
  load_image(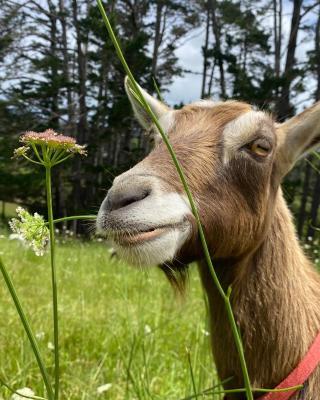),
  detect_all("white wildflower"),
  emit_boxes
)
[201,328,210,337]
[307,236,313,242]
[47,341,54,350]
[304,244,311,250]
[97,383,112,394]
[11,387,35,399]
[35,331,45,340]
[144,324,152,335]
[9,233,25,242]
[9,207,49,256]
